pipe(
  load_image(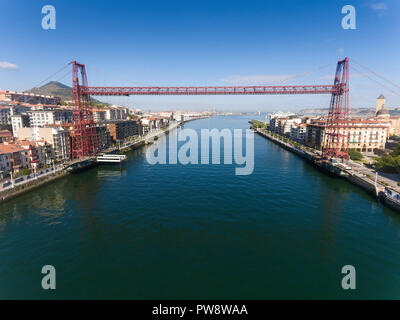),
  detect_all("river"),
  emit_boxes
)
[0,115,399,299]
